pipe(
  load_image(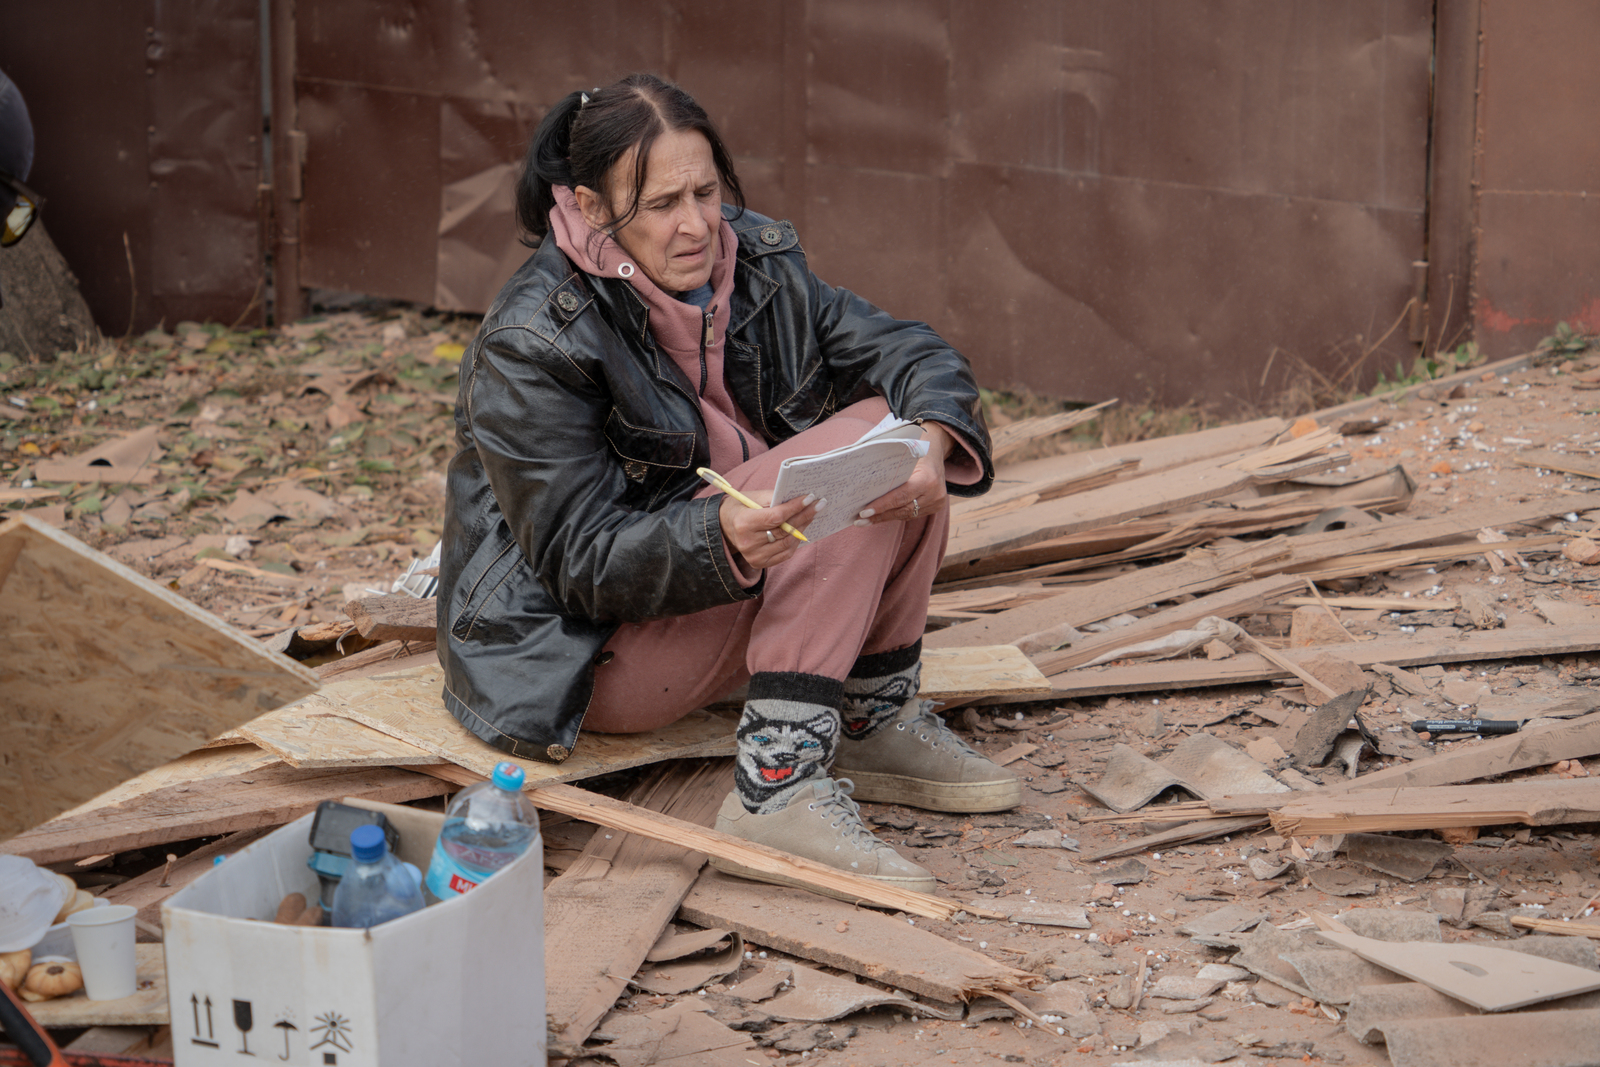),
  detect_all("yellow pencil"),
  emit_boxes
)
[696,467,808,542]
